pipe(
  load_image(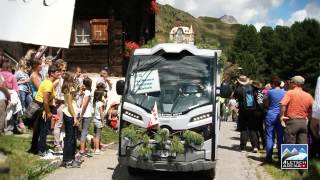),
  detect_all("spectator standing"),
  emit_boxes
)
[96,67,112,94]
[79,77,93,157]
[228,97,238,122]
[310,76,320,158]
[29,65,61,156]
[264,78,286,163]
[52,59,67,152]
[280,76,314,144]
[29,59,43,98]
[40,56,53,79]
[251,80,266,150]
[93,90,105,155]
[0,73,10,135]
[15,60,32,111]
[311,76,320,138]
[0,61,18,93]
[61,72,81,168]
[233,75,259,152]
